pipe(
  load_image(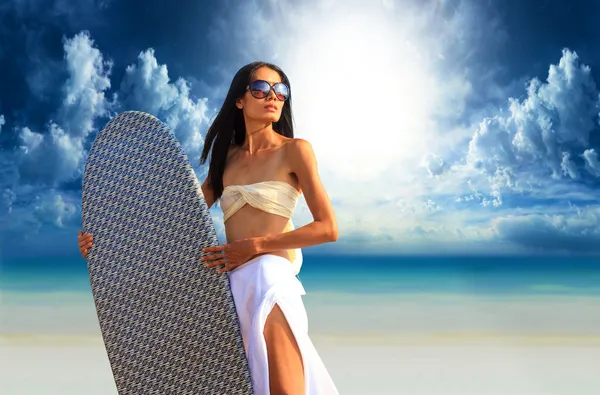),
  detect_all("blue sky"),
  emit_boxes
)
[2,0,600,260]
